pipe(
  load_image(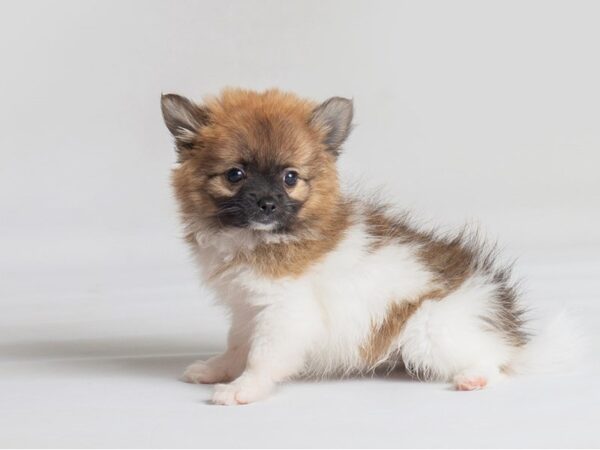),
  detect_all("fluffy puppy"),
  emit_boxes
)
[161,88,535,405]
